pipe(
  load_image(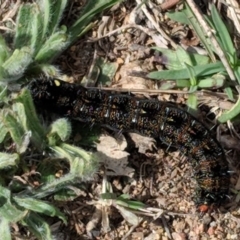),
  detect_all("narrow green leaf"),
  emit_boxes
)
[40,0,51,37]
[0,219,11,240]
[0,185,27,222]
[158,81,177,90]
[53,188,80,201]
[1,47,32,82]
[117,194,130,200]
[148,62,225,80]
[22,212,53,240]
[184,3,216,61]
[116,198,146,210]
[101,193,117,200]
[224,86,234,101]
[24,173,77,199]
[233,65,240,85]
[0,35,10,65]
[176,79,191,88]
[12,102,27,129]
[187,94,198,115]
[35,30,69,63]
[184,63,197,85]
[26,63,61,77]
[48,118,72,145]
[68,0,123,43]
[197,75,225,89]
[14,3,34,48]
[14,3,43,53]
[1,110,25,152]
[188,85,198,93]
[0,115,8,143]
[152,47,210,70]
[15,88,46,149]
[52,143,99,179]
[30,7,44,55]
[168,3,215,61]
[14,197,67,223]
[218,97,240,123]
[0,85,8,103]
[210,4,235,57]
[166,11,189,25]
[40,0,68,36]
